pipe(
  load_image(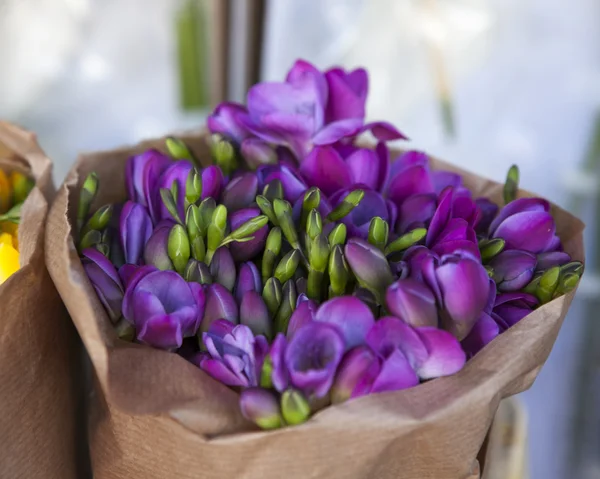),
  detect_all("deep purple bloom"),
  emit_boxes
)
[125,149,172,208]
[385,278,438,328]
[221,172,259,212]
[269,333,289,392]
[152,160,193,222]
[235,262,262,303]
[489,198,559,253]
[299,146,352,197]
[492,293,537,330]
[397,193,437,233]
[461,279,499,357]
[240,291,271,338]
[287,296,317,340]
[143,221,174,271]
[82,248,124,323]
[388,151,434,208]
[257,163,308,203]
[314,296,375,350]
[122,268,205,350]
[324,66,368,123]
[201,283,238,334]
[536,251,571,271]
[228,208,269,262]
[285,322,345,398]
[199,319,268,387]
[119,201,153,265]
[489,250,537,292]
